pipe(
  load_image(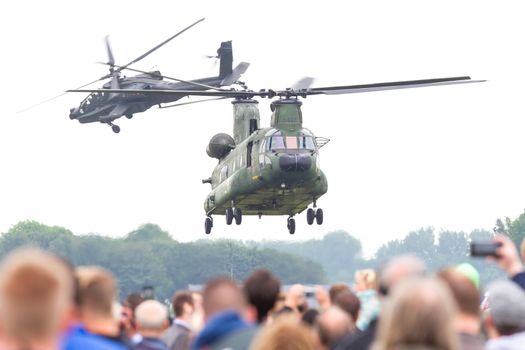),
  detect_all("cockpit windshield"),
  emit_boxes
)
[267,132,316,151]
[80,92,105,109]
